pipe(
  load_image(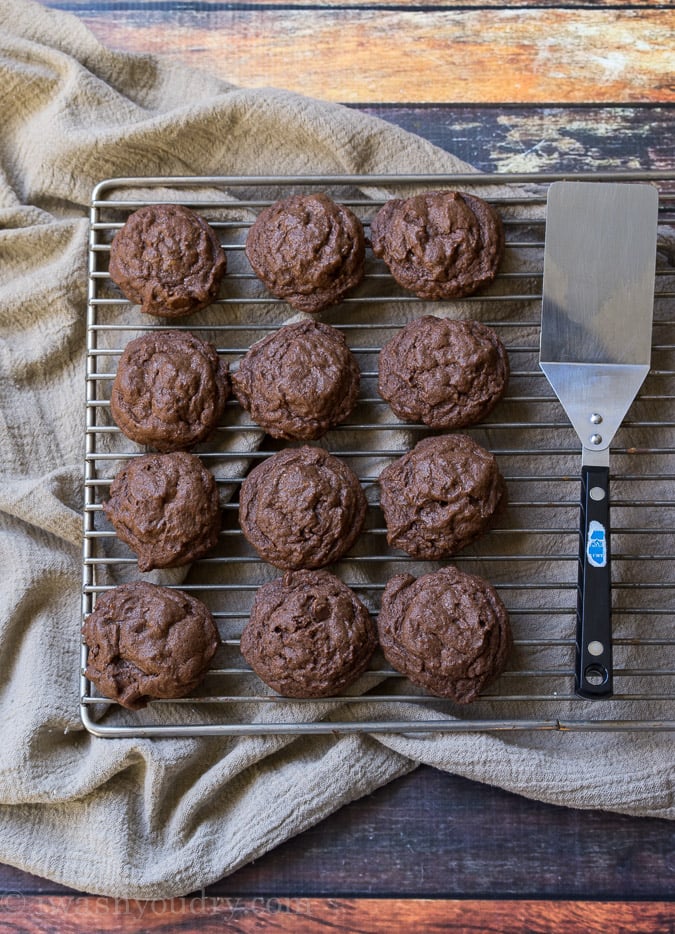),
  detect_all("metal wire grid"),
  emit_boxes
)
[82,172,675,737]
